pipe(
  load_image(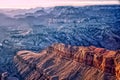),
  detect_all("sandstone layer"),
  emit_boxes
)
[14,43,120,80]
